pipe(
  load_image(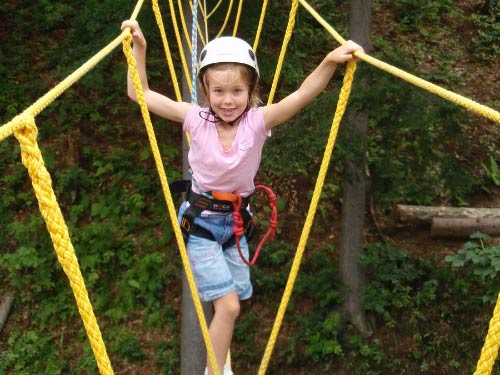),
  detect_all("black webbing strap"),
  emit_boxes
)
[169,180,254,248]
